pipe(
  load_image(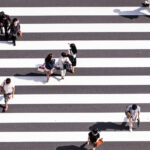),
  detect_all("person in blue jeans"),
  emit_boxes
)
[43,53,55,82]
